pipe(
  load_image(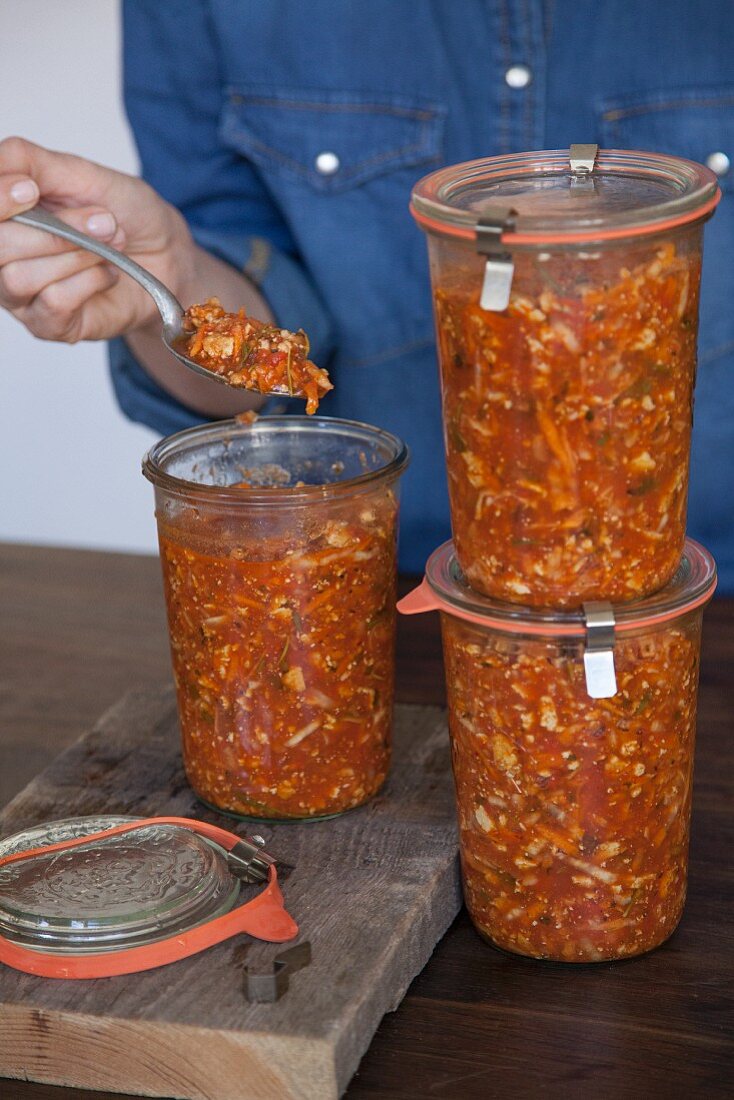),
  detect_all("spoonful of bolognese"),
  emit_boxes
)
[12,206,332,413]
